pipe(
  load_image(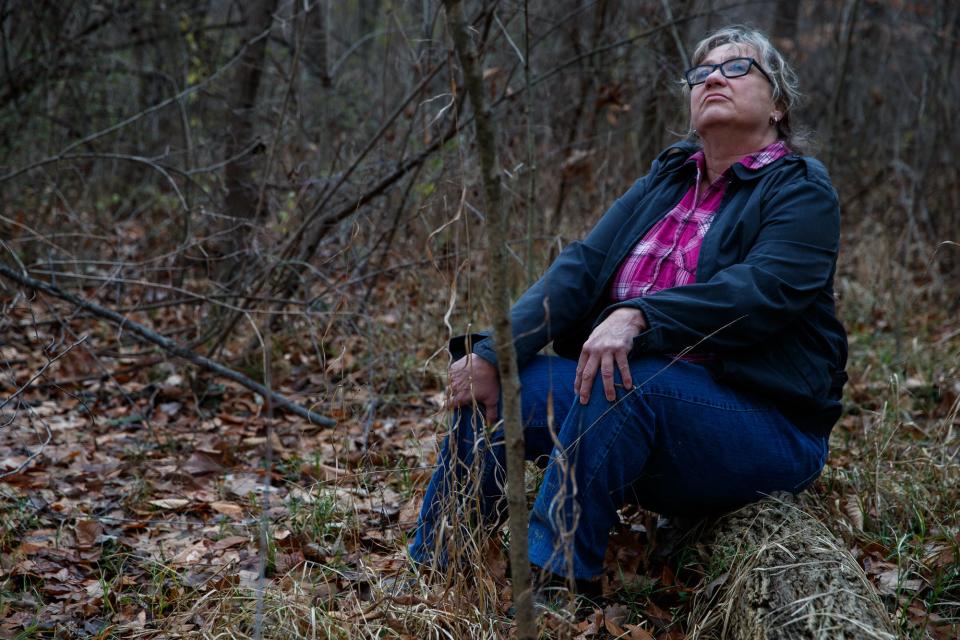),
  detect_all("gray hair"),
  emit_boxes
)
[685,25,804,148]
